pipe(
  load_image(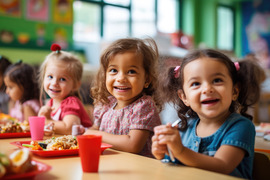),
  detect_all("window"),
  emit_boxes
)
[73,1,101,42]
[104,6,130,40]
[131,0,156,38]
[73,0,181,42]
[157,0,180,33]
[217,5,234,51]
